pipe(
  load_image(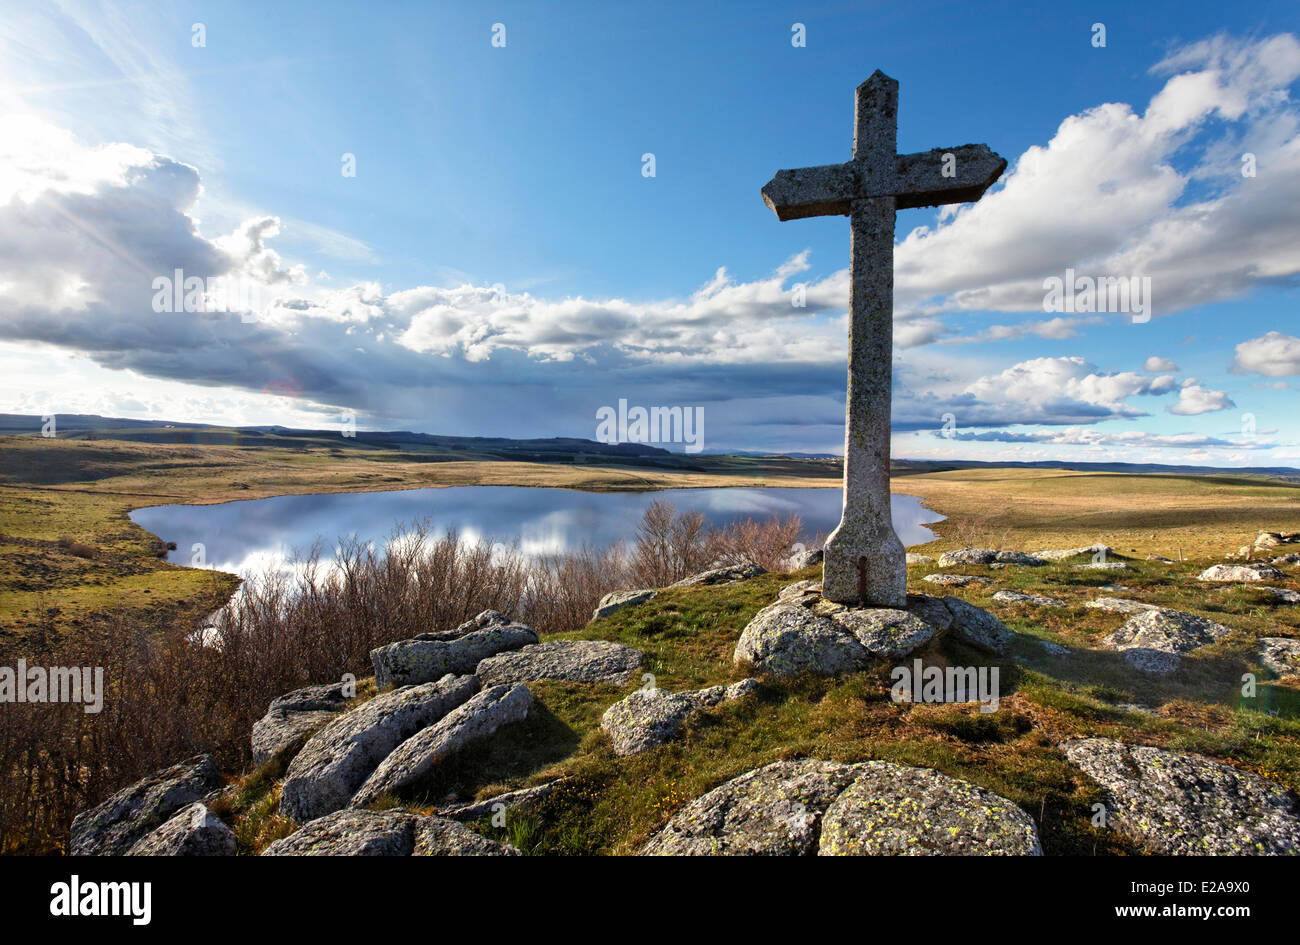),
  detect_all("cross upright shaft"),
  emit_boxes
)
[761,71,1005,606]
